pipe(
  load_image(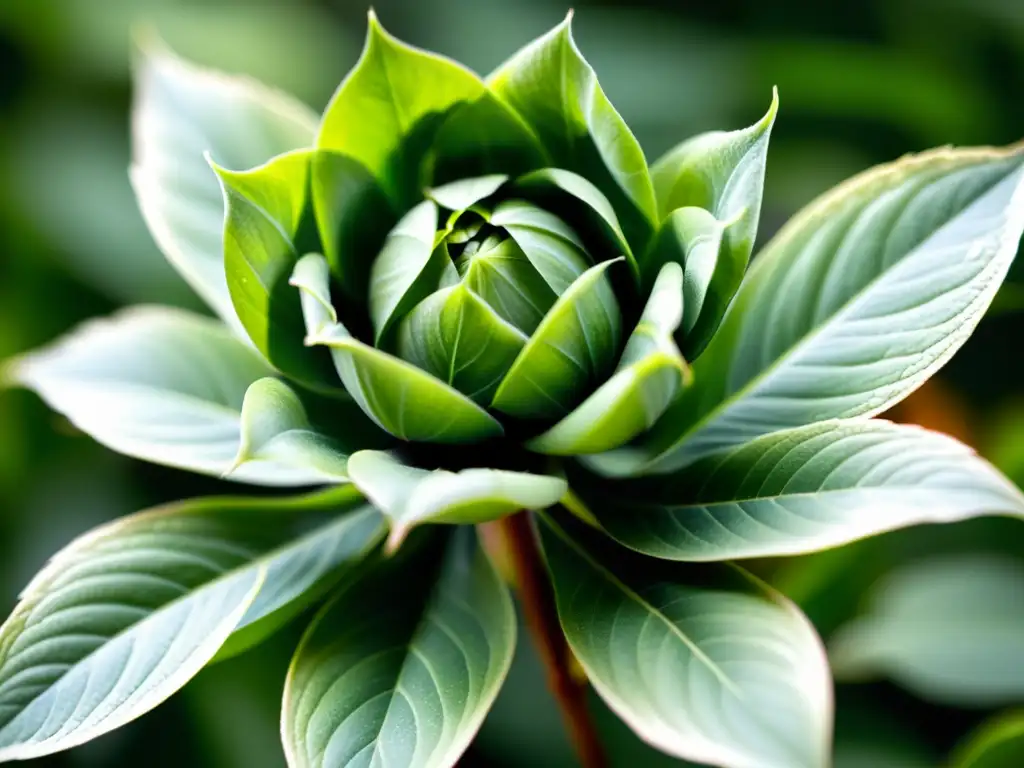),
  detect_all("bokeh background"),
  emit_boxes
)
[2,0,1024,765]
